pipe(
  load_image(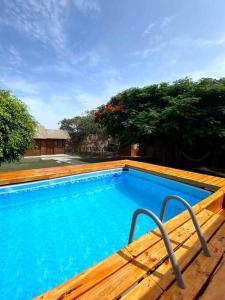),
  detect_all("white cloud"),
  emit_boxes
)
[186,55,225,80]
[132,42,167,59]
[134,17,225,62]
[0,44,23,68]
[170,36,225,49]
[142,16,175,39]
[0,1,65,51]
[142,23,155,37]
[135,15,176,58]
[8,46,22,66]
[72,90,102,108]
[160,15,175,31]
[0,0,101,53]
[218,37,225,45]
[87,51,102,67]
[21,89,106,128]
[195,37,225,47]
[0,75,39,95]
[72,0,101,14]
[22,95,80,128]
[0,71,123,127]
